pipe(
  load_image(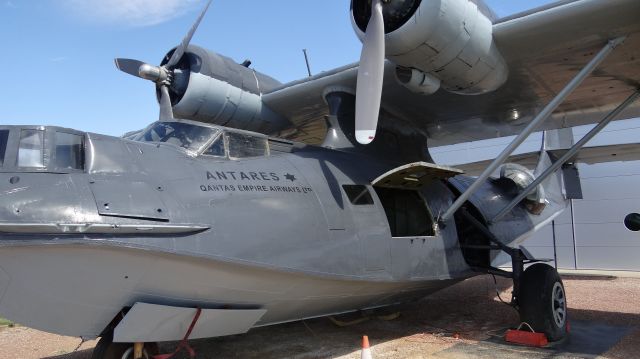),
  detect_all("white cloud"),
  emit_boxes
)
[60,0,202,27]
